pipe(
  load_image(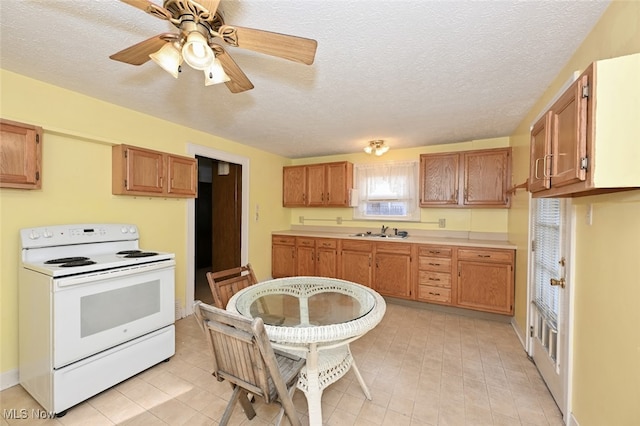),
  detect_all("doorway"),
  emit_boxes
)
[186,145,250,317]
[528,197,574,419]
[194,156,242,305]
